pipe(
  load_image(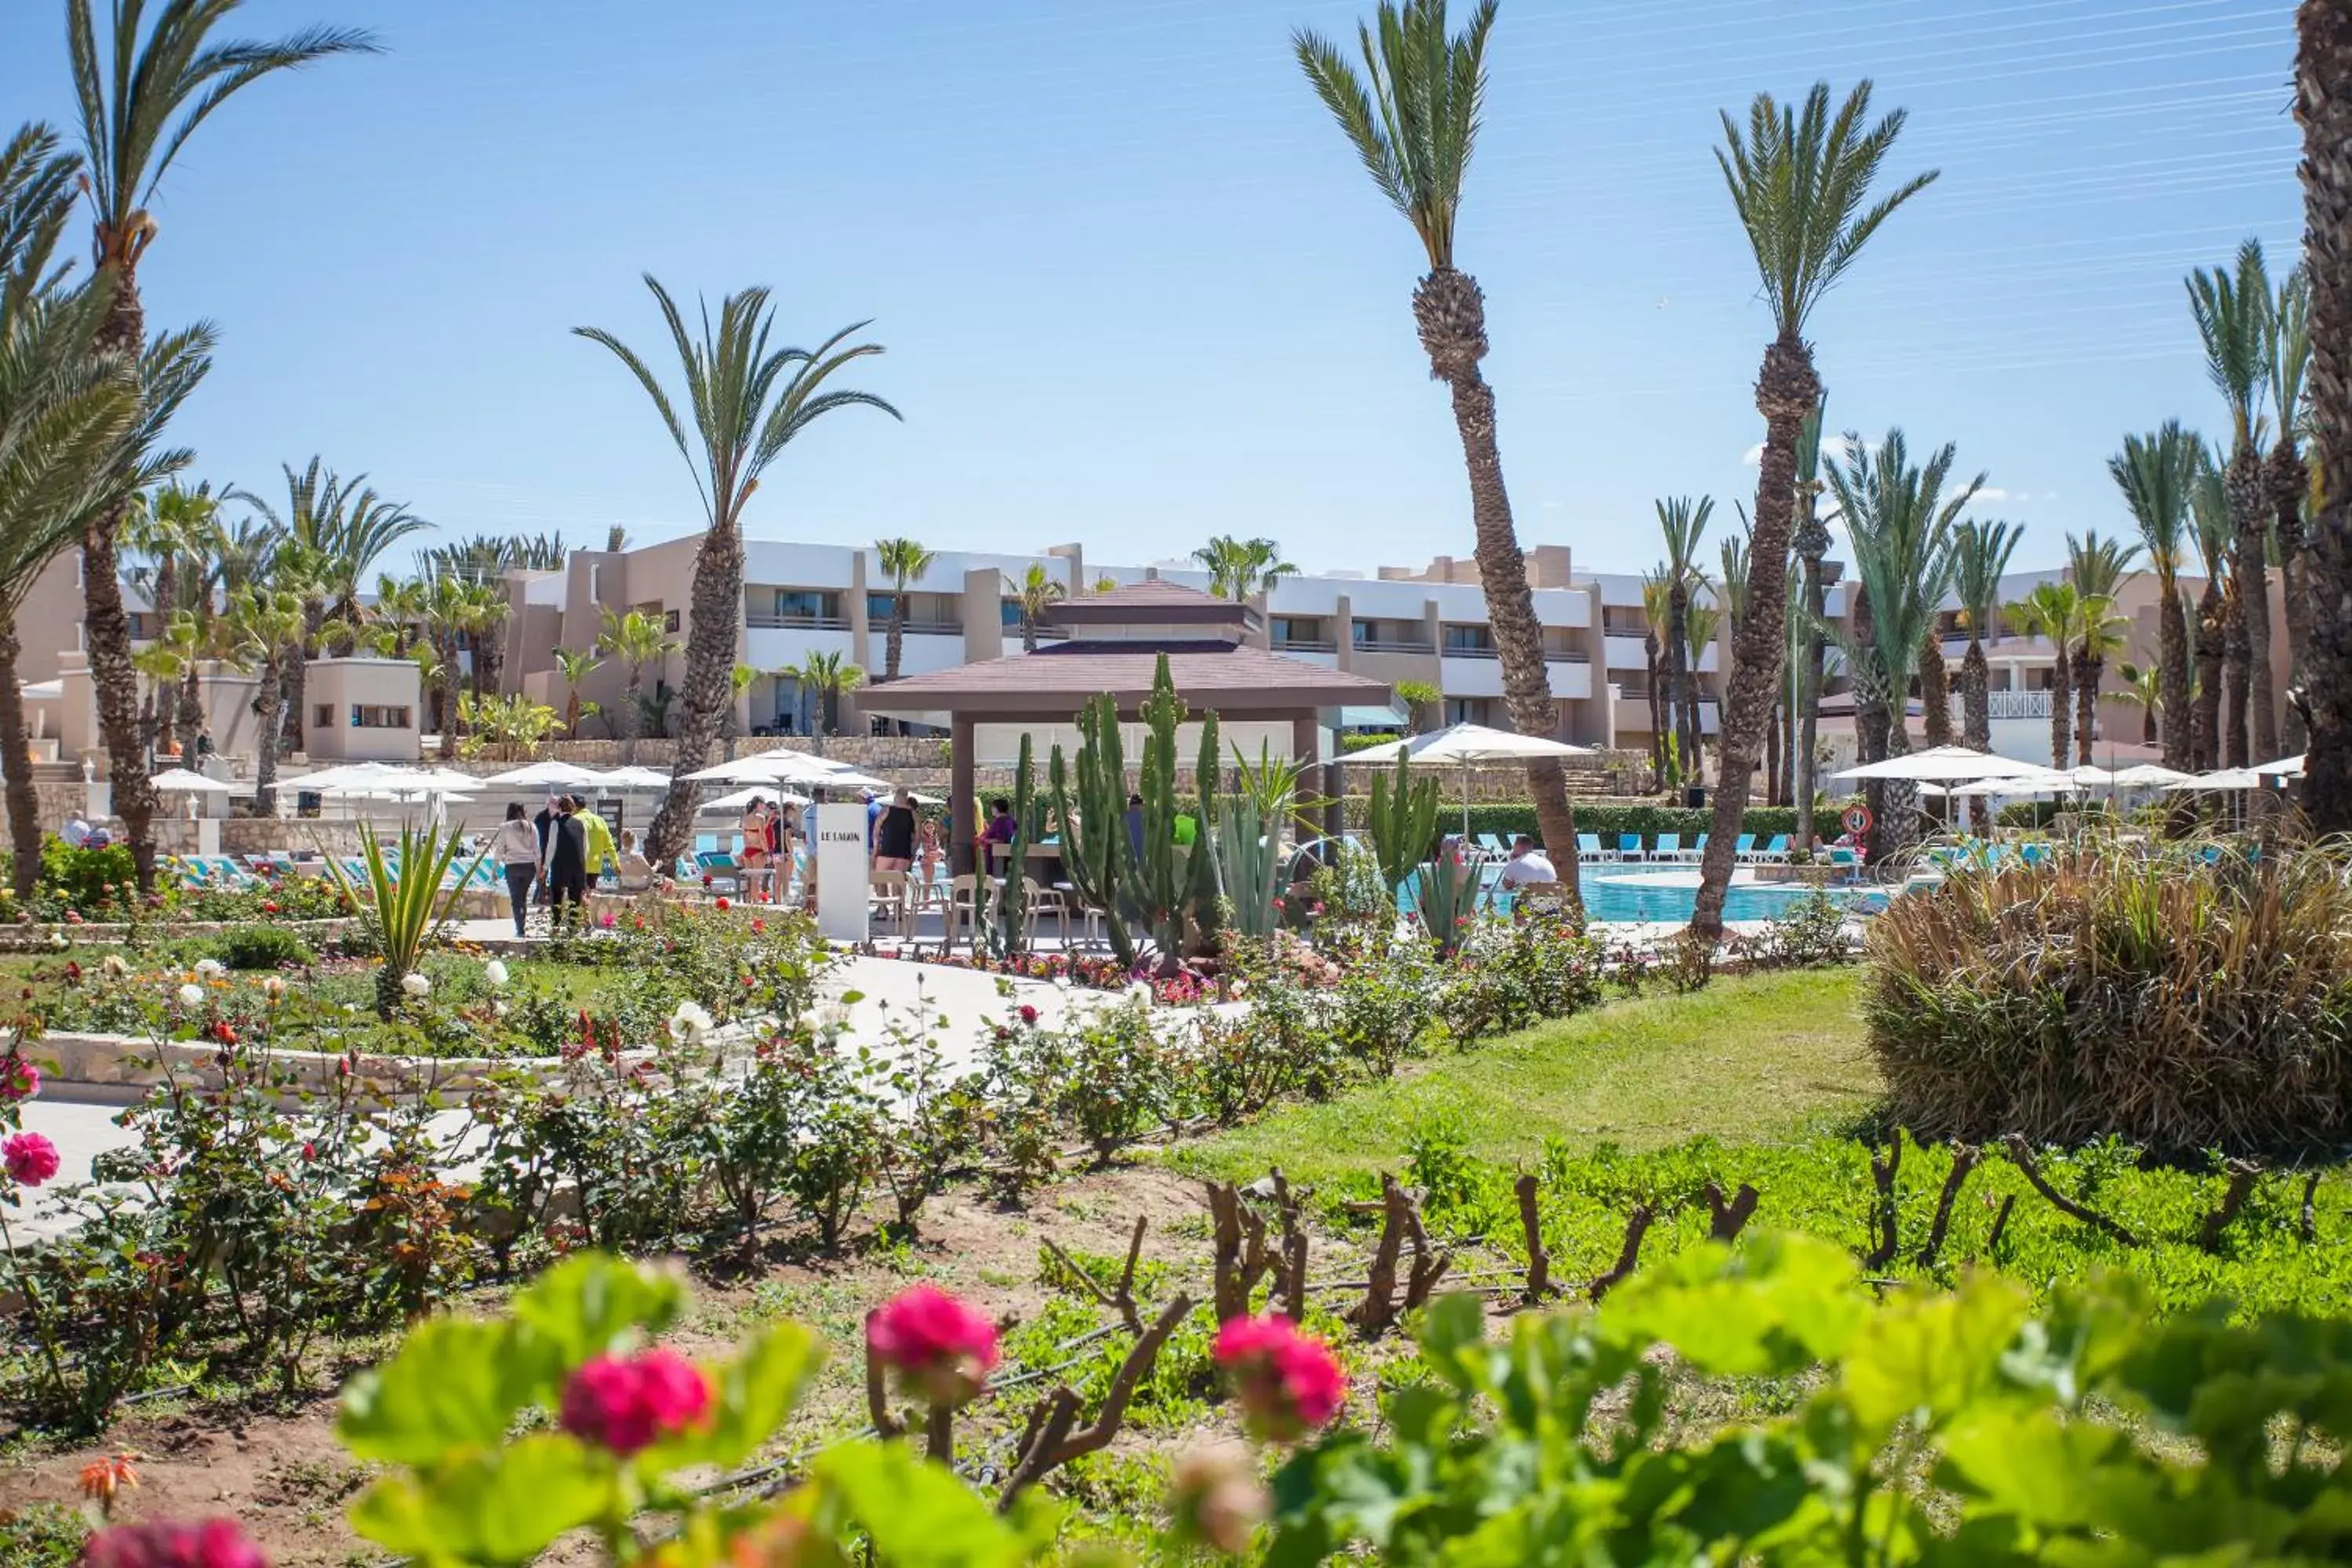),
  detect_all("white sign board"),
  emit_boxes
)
[814,815,869,943]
